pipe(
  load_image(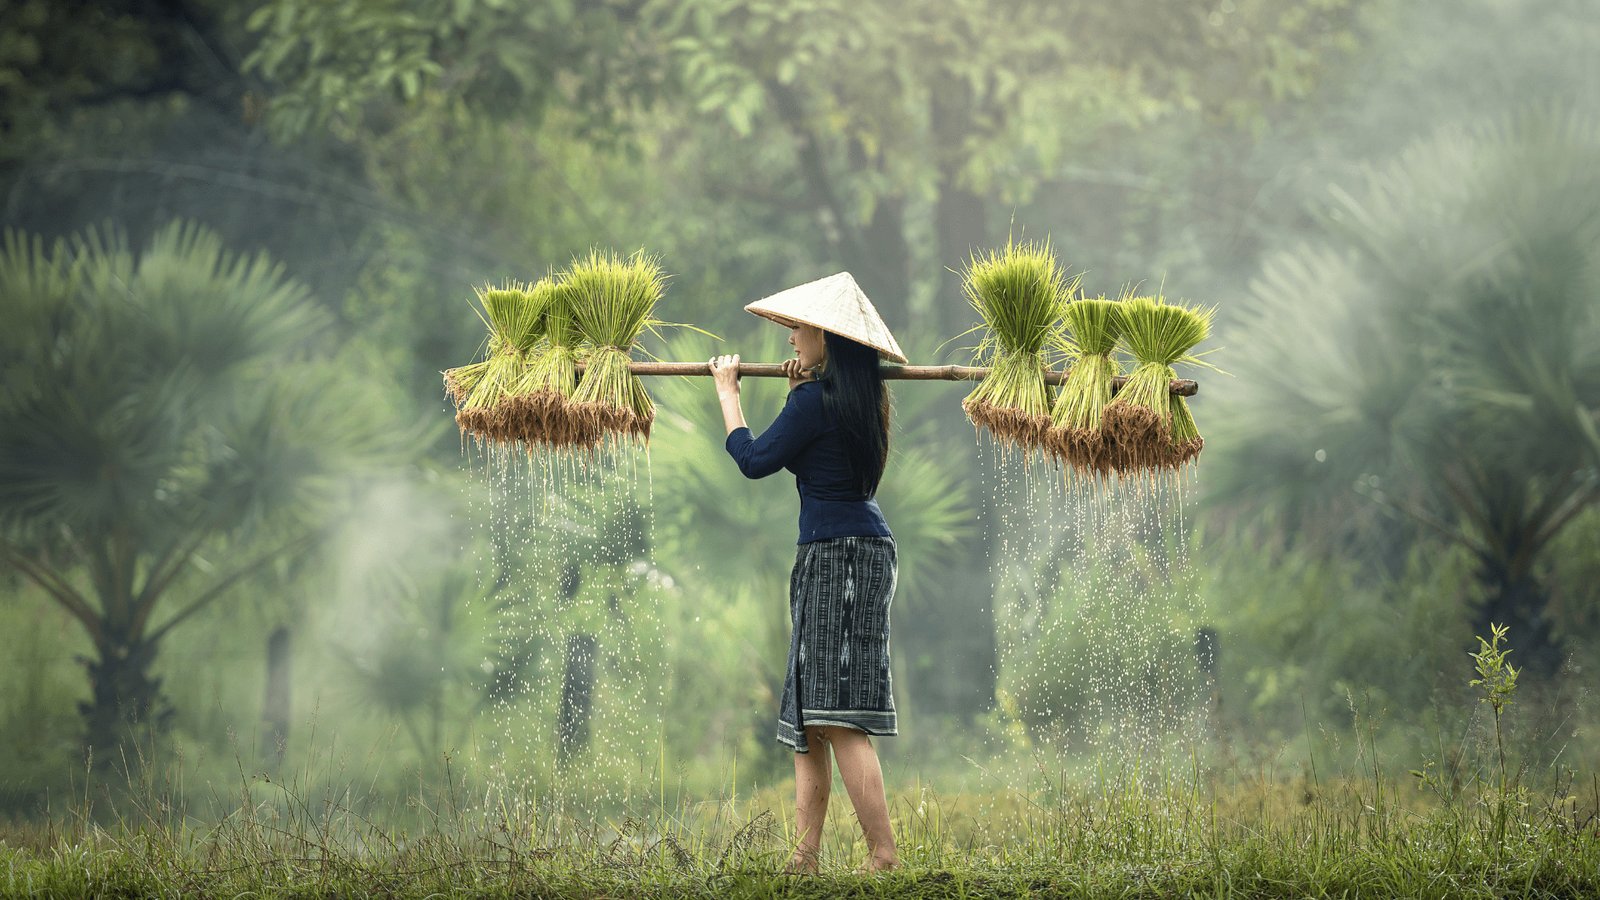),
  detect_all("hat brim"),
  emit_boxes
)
[746,307,909,364]
[742,271,910,364]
